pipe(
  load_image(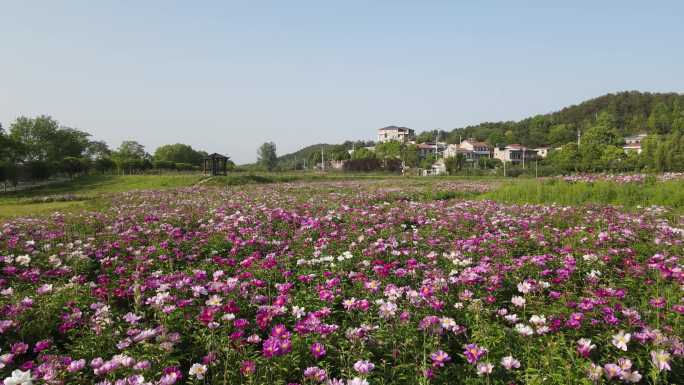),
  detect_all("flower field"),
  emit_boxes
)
[0,180,682,385]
